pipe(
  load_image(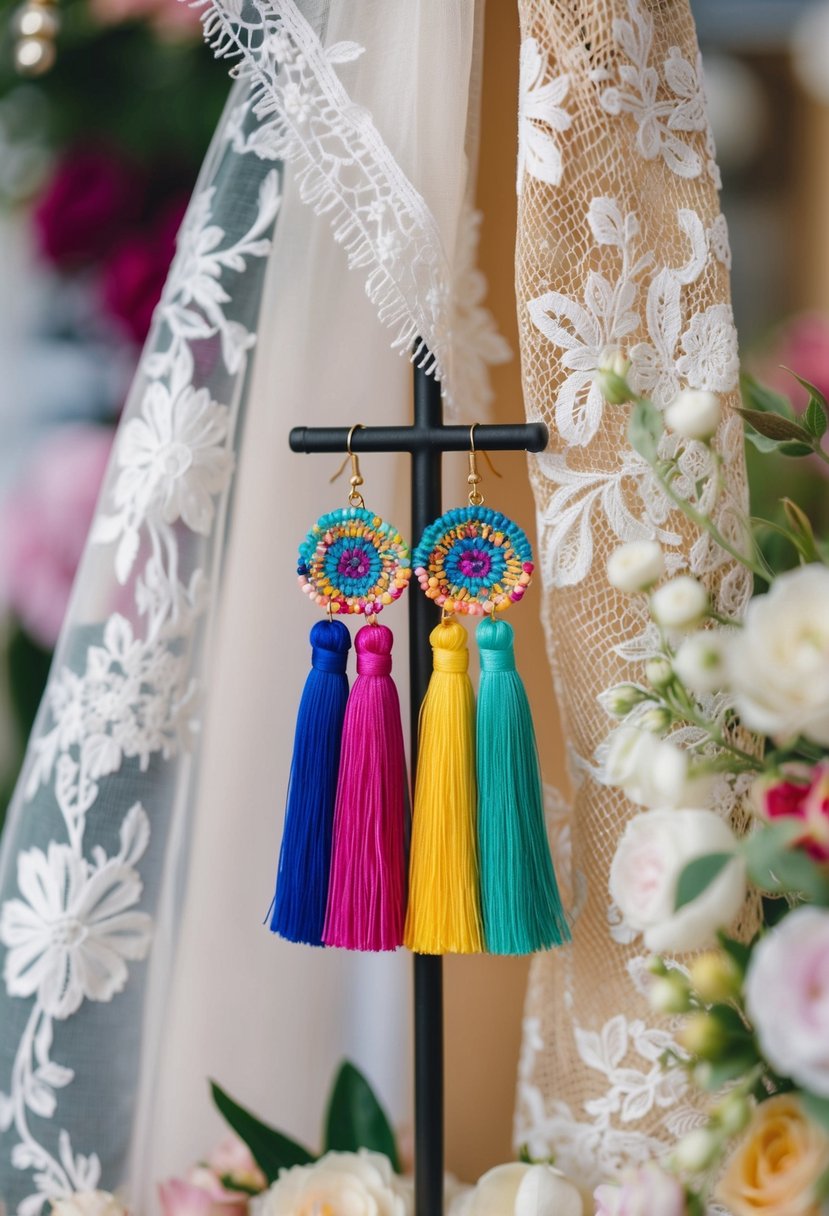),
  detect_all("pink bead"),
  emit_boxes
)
[522,562,533,574]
